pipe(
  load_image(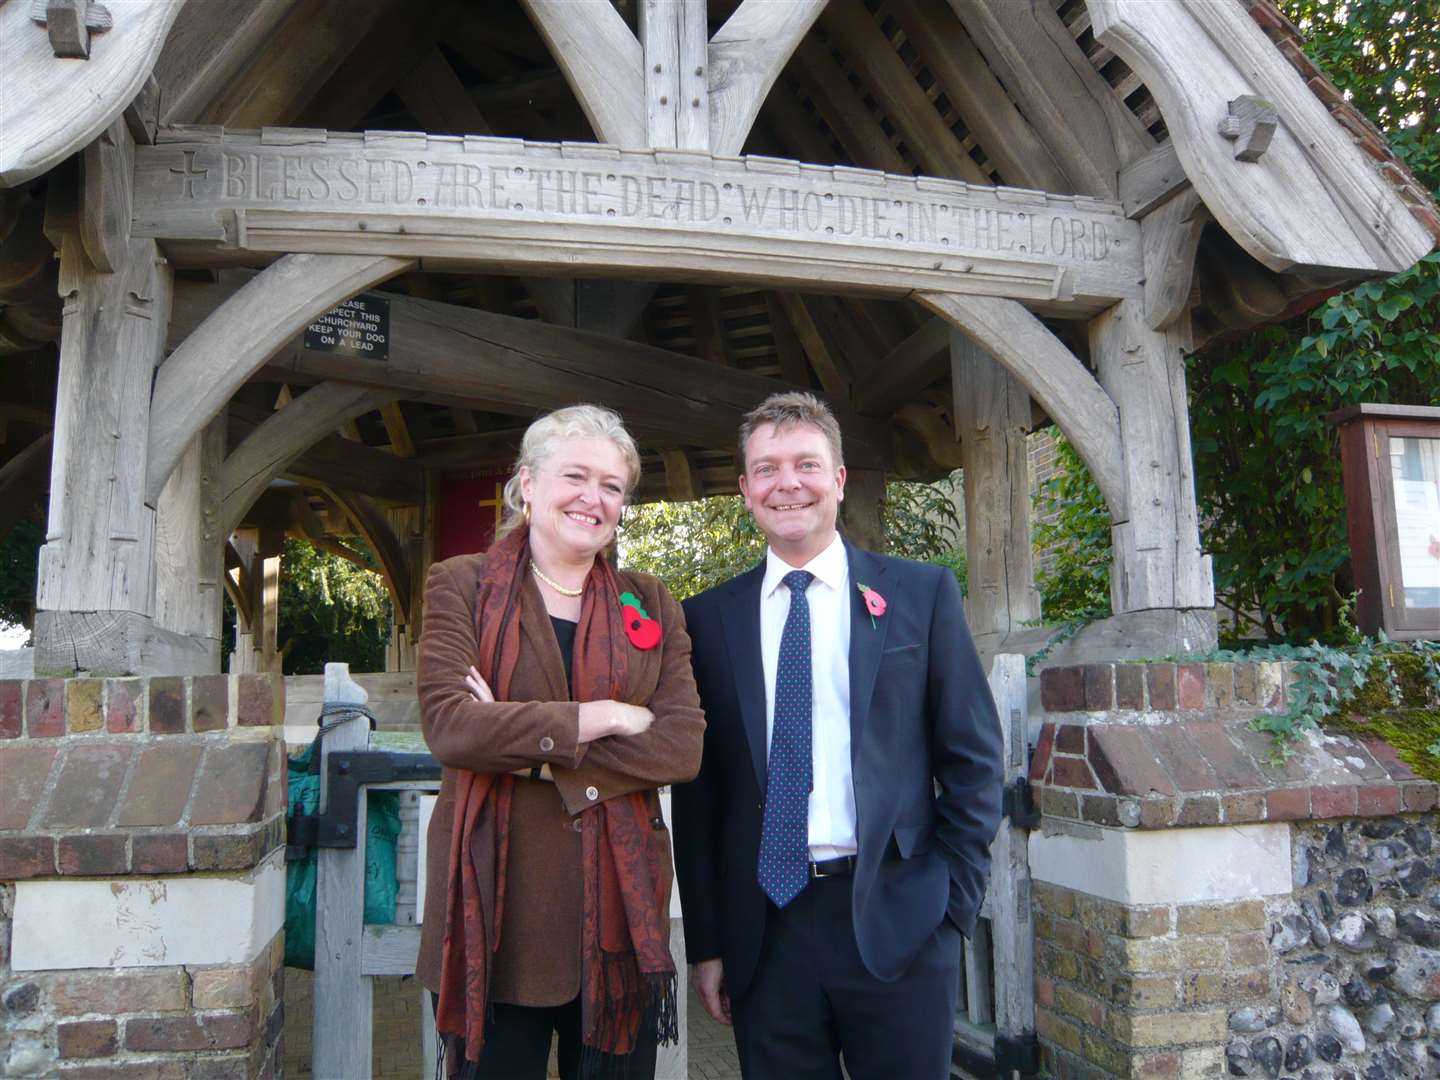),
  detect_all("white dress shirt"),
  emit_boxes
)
[759,532,856,860]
